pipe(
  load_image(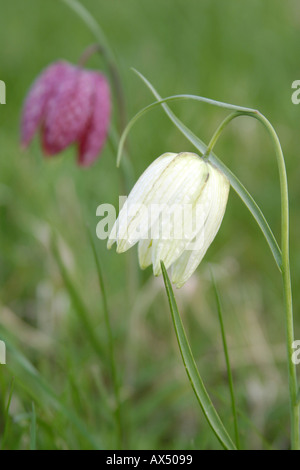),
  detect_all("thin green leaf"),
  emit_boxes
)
[109,127,135,191]
[117,93,257,167]
[0,331,101,449]
[87,230,124,449]
[161,261,236,450]
[51,237,105,359]
[211,388,274,450]
[211,271,240,449]
[1,378,14,450]
[129,69,282,271]
[30,402,36,450]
